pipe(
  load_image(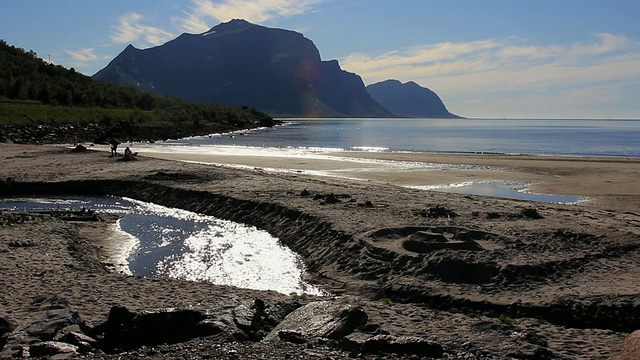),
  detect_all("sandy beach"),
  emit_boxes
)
[1,143,640,359]
[142,149,640,212]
